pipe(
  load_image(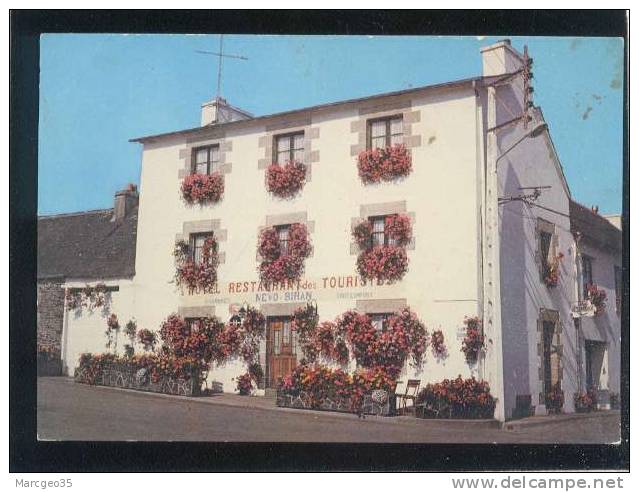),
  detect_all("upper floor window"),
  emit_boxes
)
[275,225,290,256]
[581,254,593,297]
[367,116,403,150]
[539,230,553,279]
[370,312,392,332]
[275,132,304,164]
[190,232,213,264]
[614,266,622,314]
[193,145,220,175]
[369,215,398,248]
[185,317,204,332]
